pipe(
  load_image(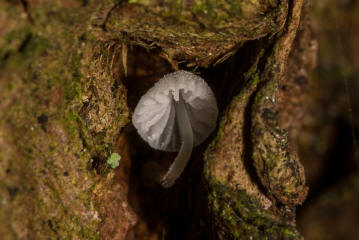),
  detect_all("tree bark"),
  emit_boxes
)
[0,0,315,239]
